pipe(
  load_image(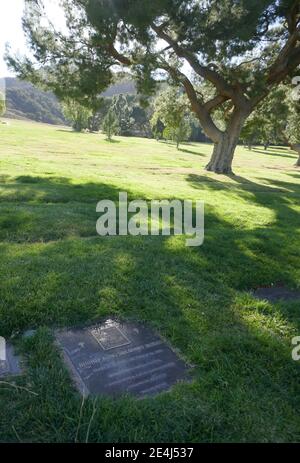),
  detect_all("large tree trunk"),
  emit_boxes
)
[205,131,239,174]
[205,110,247,174]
